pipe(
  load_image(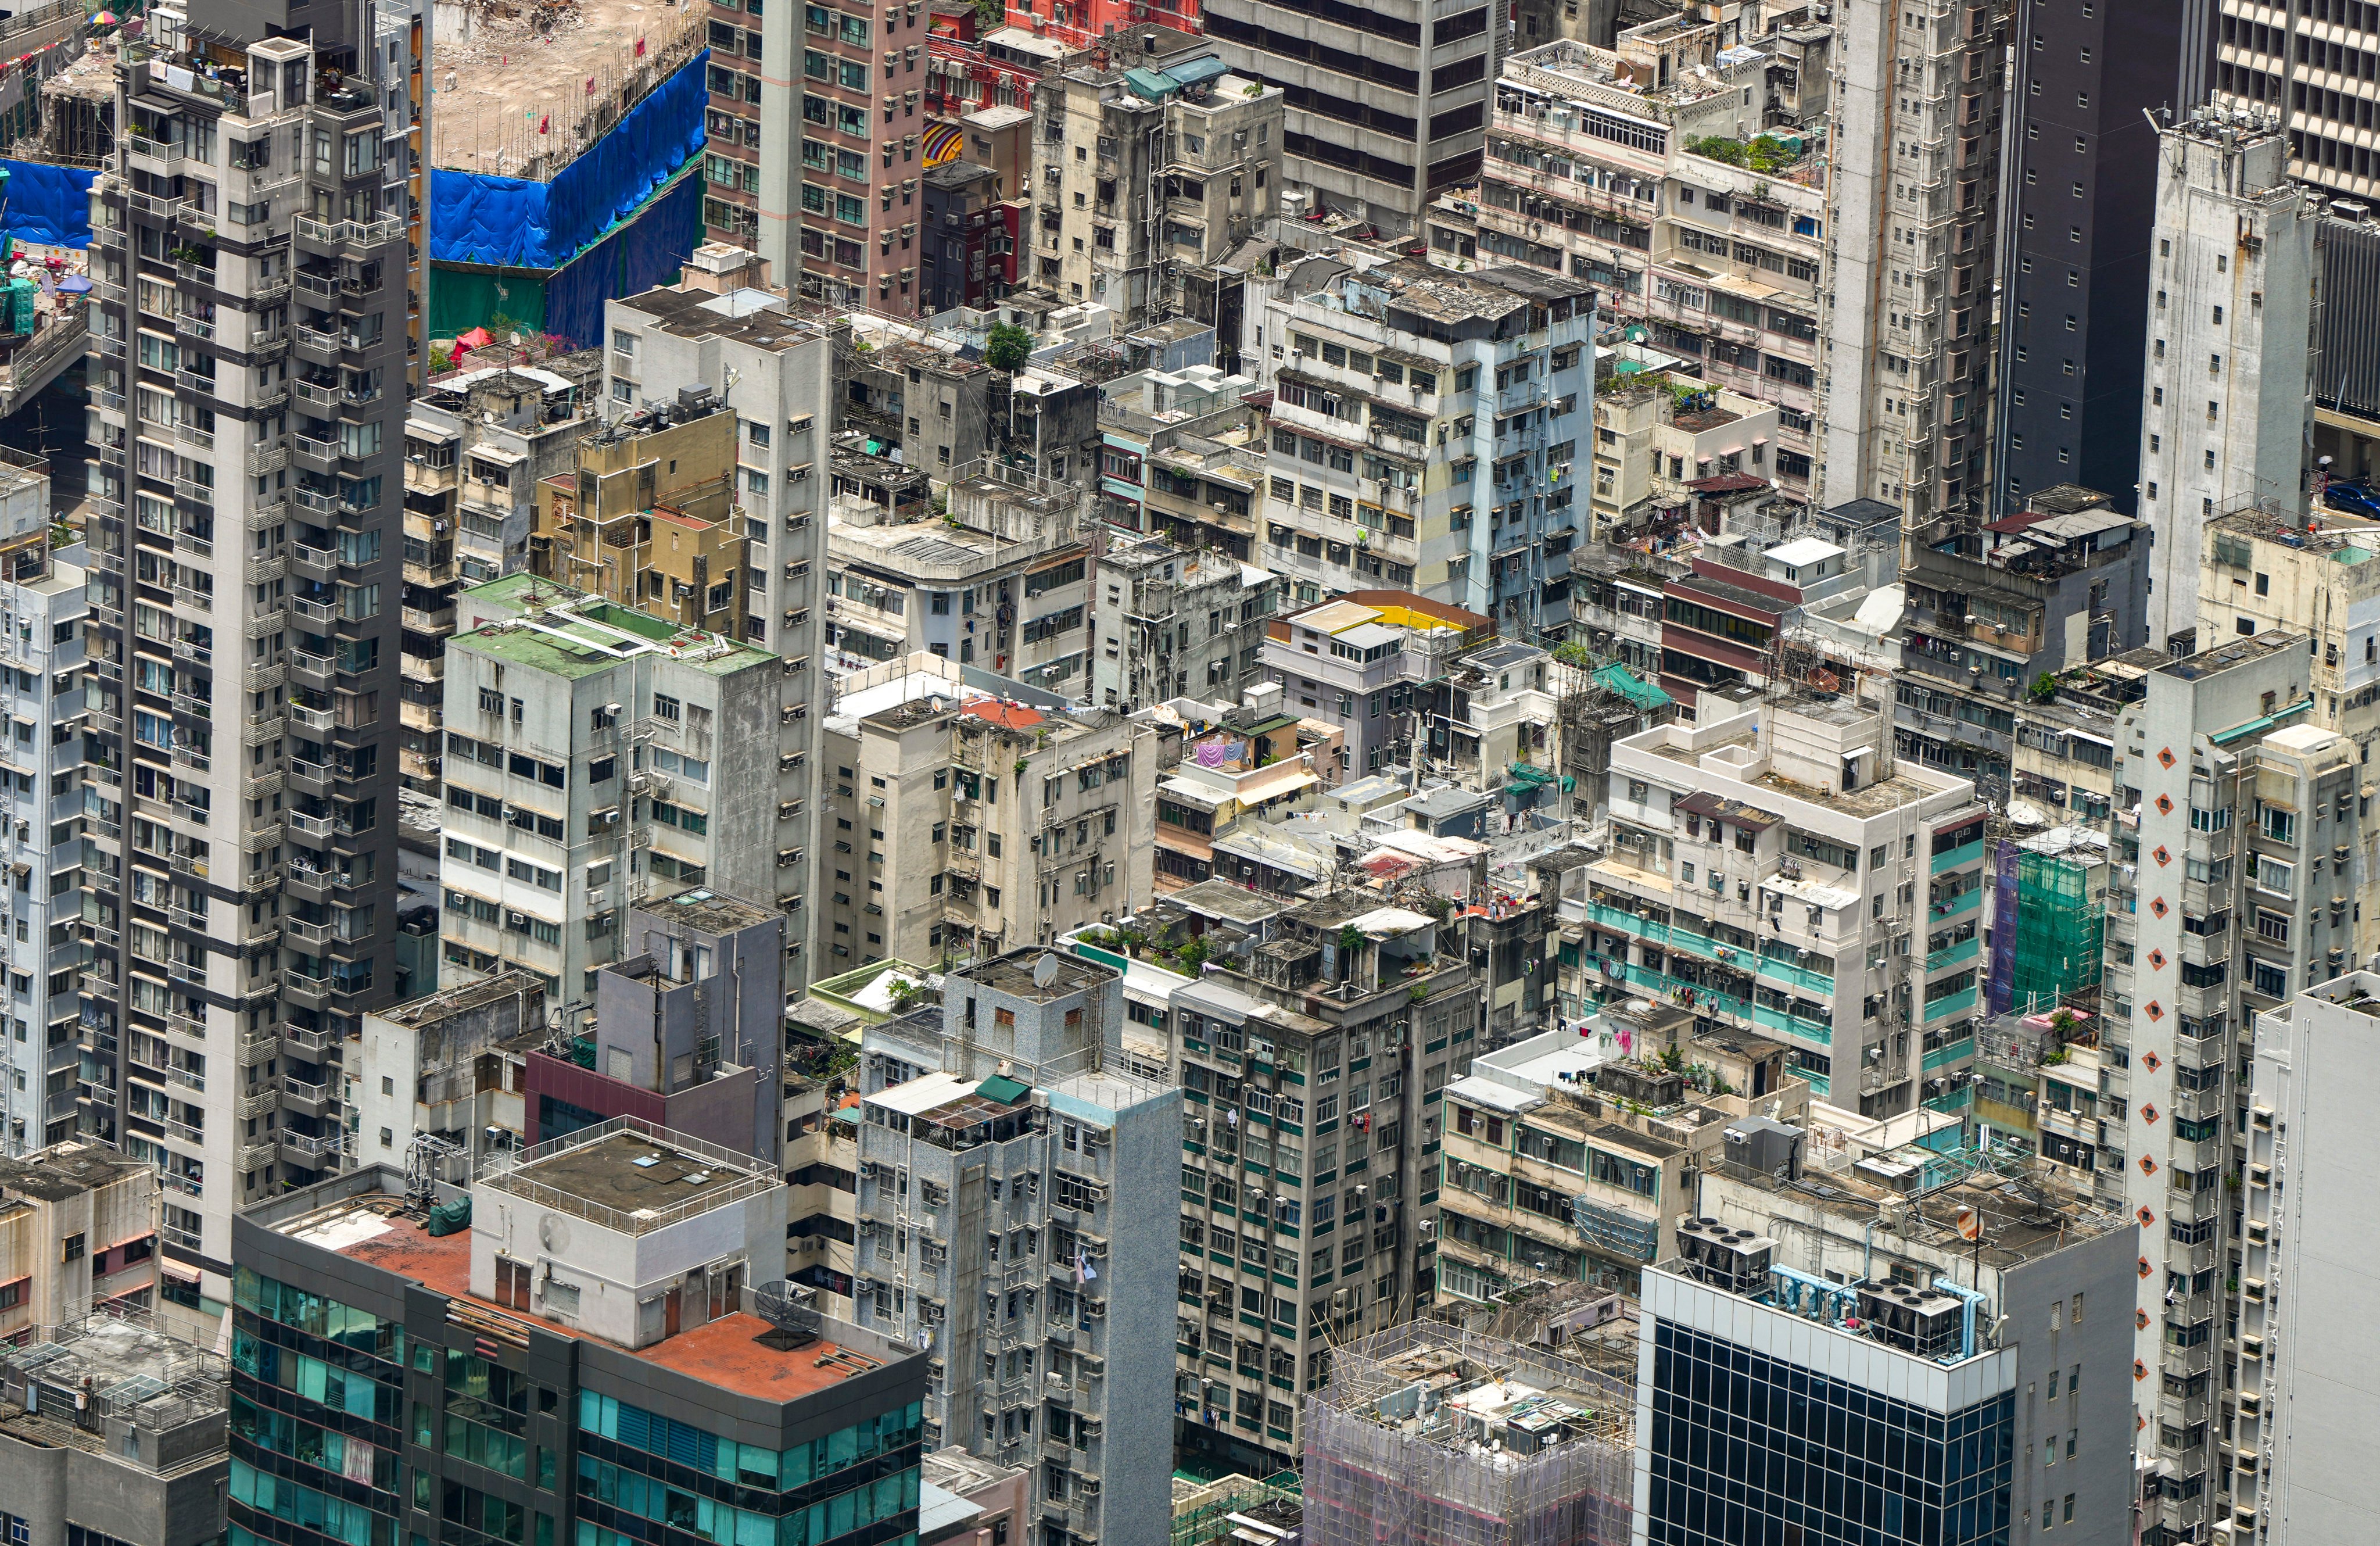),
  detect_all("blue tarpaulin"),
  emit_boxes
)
[0,160,95,248]
[429,50,708,270]
[540,165,702,346]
